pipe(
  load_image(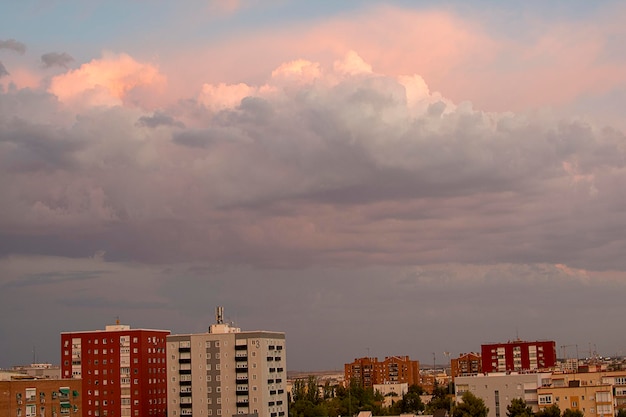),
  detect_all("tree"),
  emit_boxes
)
[562,409,584,417]
[427,381,452,414]
[536,404,561,417]
[400,391,425,414]
[507,398,534,417]
[617,409,626,417]
[452,392,489,417]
